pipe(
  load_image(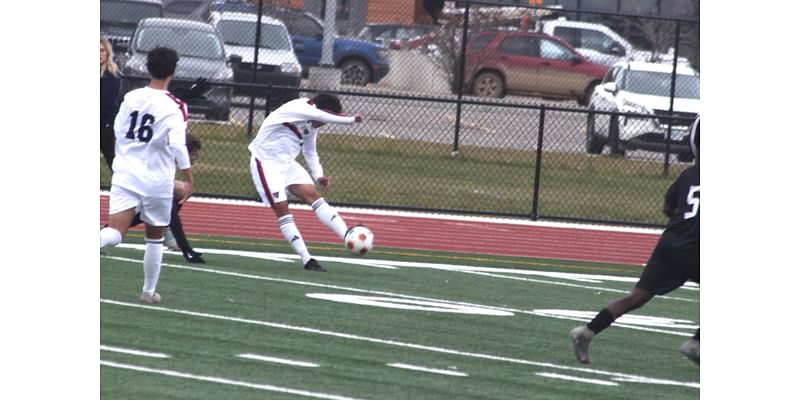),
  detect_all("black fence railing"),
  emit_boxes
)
[100,0,699,228]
